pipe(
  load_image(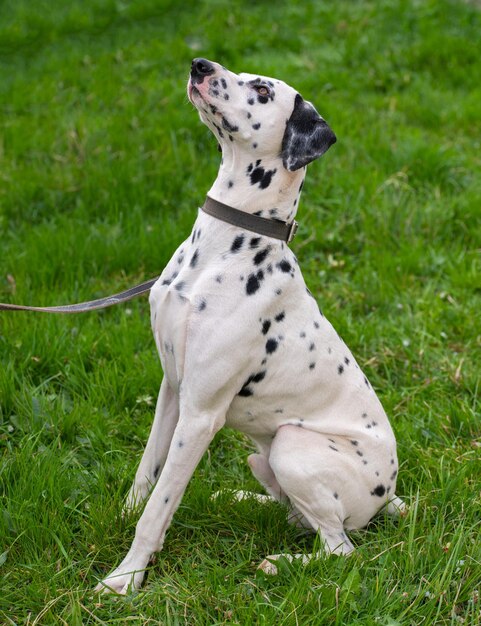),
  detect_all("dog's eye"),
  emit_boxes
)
[254,85,270,96]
